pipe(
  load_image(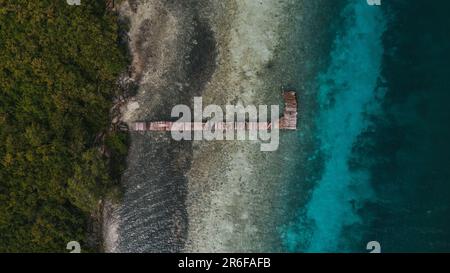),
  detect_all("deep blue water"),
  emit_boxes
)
[283,0,450,252]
